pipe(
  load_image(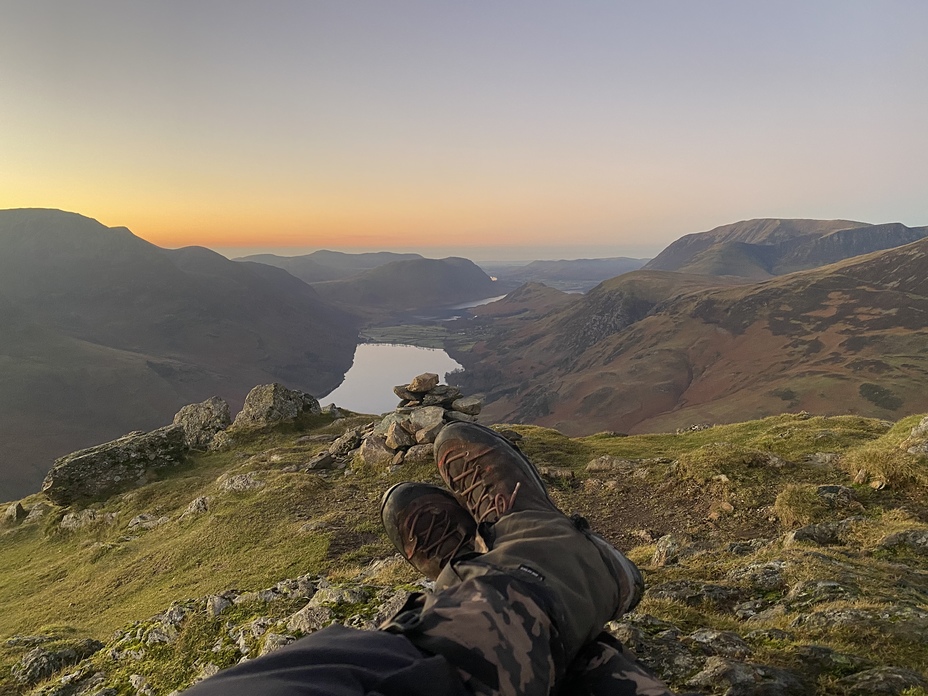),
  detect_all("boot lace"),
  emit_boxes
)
[441,447,521,523]
[406,508,469,563]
